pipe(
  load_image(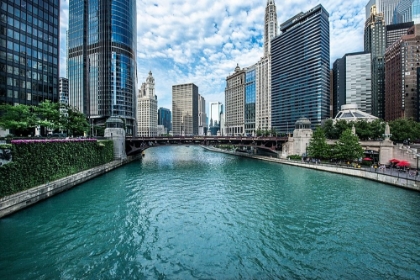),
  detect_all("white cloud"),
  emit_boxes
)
[60,0,366,111]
